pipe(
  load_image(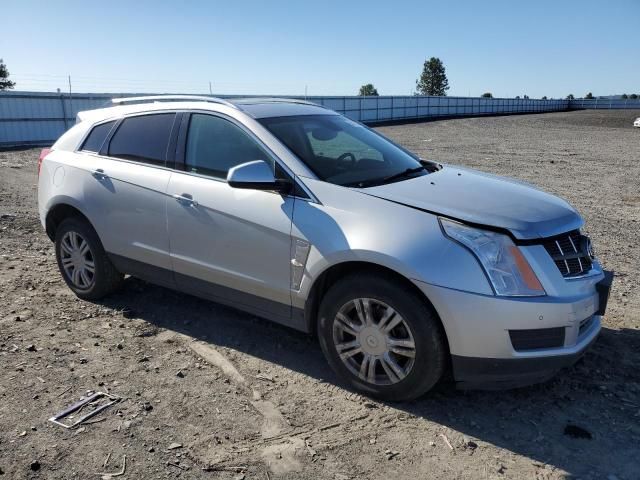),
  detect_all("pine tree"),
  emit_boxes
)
[0,59,16,90]
[415,57,449,96]
[358,84,379,96]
